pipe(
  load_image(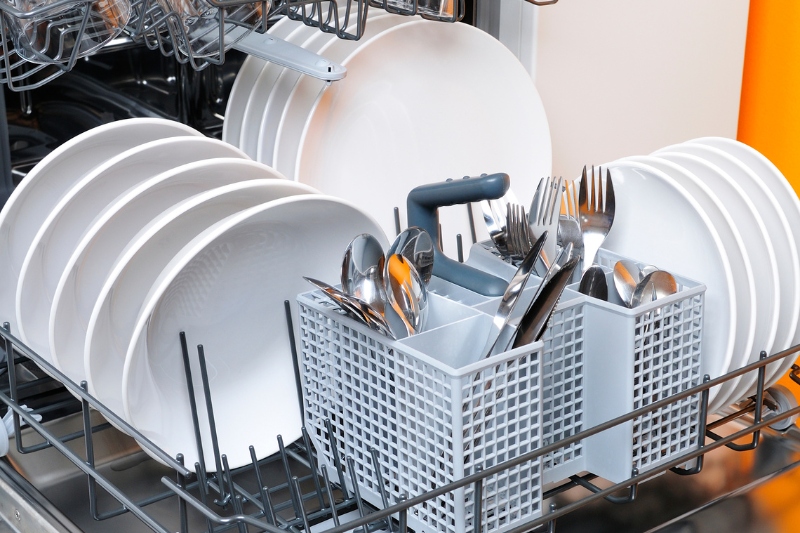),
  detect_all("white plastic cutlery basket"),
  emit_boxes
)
[467,242,706,485]
[297,289,545,533]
